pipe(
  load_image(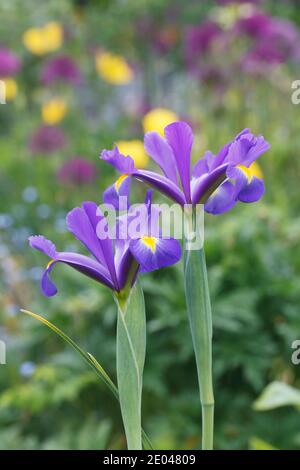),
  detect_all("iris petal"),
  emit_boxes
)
[144,131,178,184]
[164,121,193,203]
[129,237,181,273]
